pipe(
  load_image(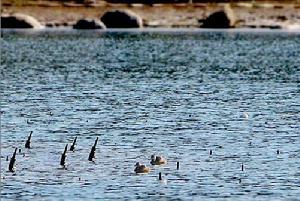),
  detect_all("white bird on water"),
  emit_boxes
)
[242,112,249,119]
